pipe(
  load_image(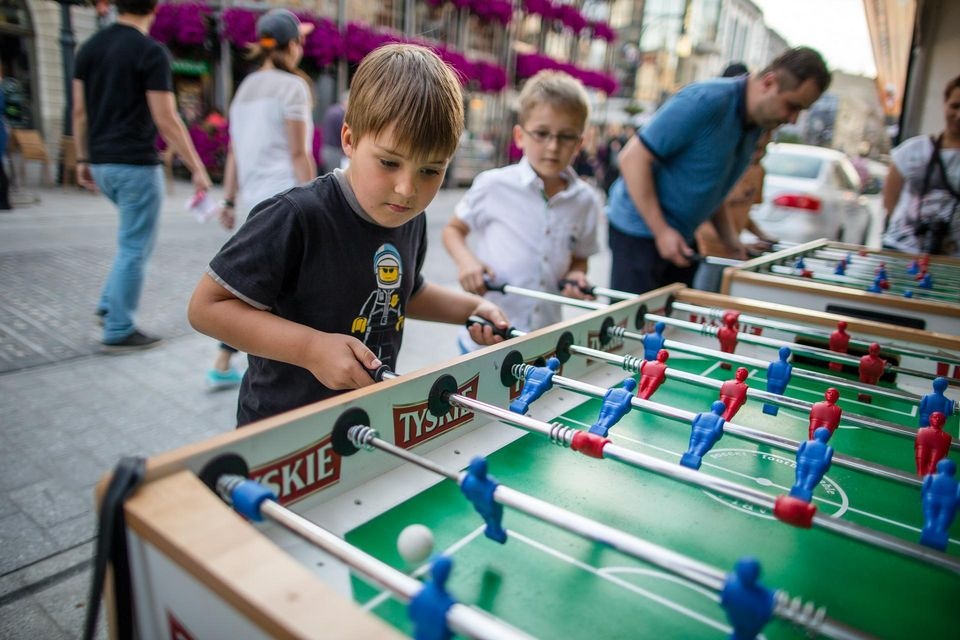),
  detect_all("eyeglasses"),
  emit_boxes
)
[520,126,582,146]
